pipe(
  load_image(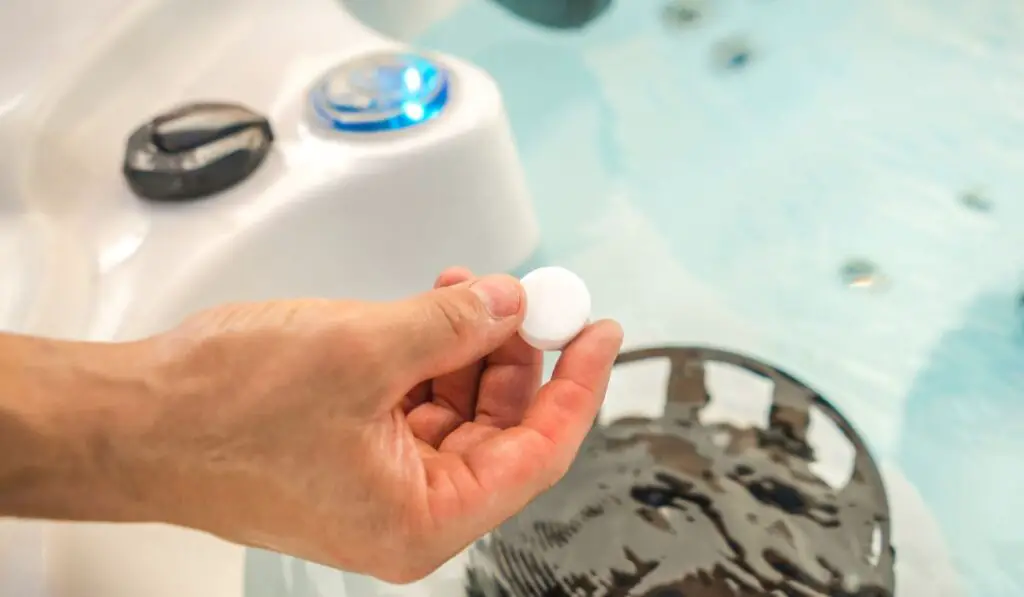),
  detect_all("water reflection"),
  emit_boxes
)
[898,293,1024,597]
[467,347,893,596]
